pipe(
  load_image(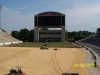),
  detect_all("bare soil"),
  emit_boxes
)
[0,47,90,75]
